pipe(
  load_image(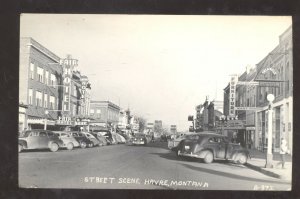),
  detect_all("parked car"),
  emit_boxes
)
[69,131,94,148]
[19,130,64,152]
[82,132,100,147]
[91,132,108,146]
[54,131,80,150]
[174,133,249,164]
[94,130,114,145]
[168,133,198,150]
[132,133,148,146]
